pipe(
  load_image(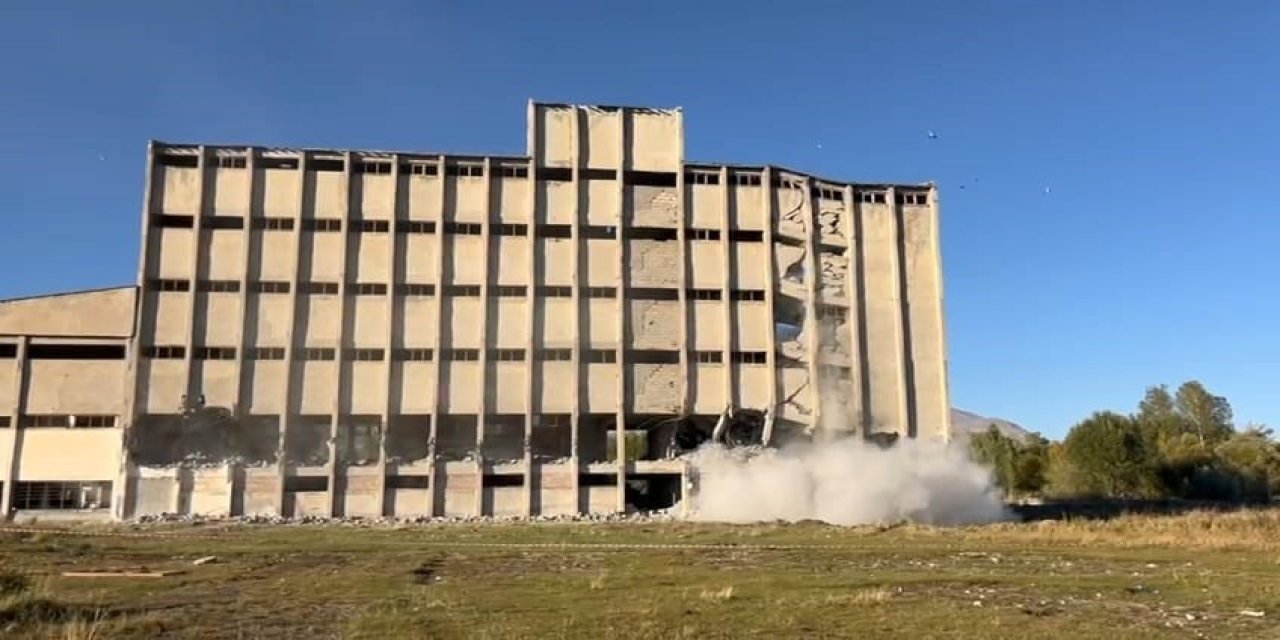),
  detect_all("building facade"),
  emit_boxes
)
[0,101,950,520]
